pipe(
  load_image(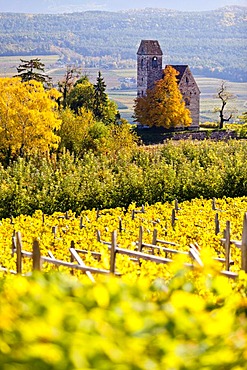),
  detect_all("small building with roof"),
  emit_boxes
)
[137,40,200,128]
